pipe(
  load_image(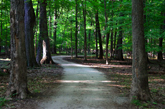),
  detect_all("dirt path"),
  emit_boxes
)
[39,56,129,109]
